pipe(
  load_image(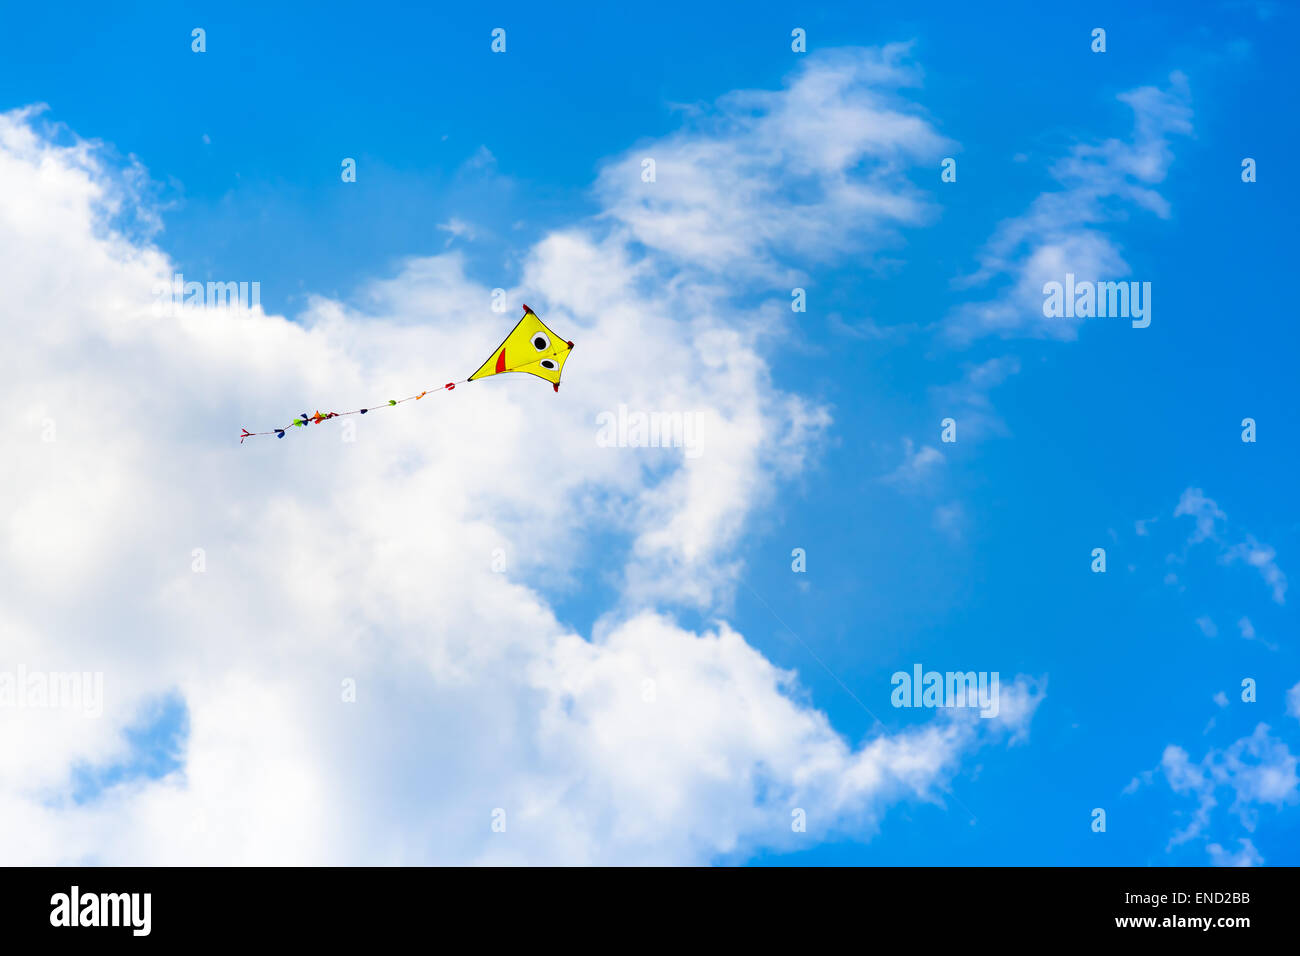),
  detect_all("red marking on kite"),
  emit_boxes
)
[495,348,507,373]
